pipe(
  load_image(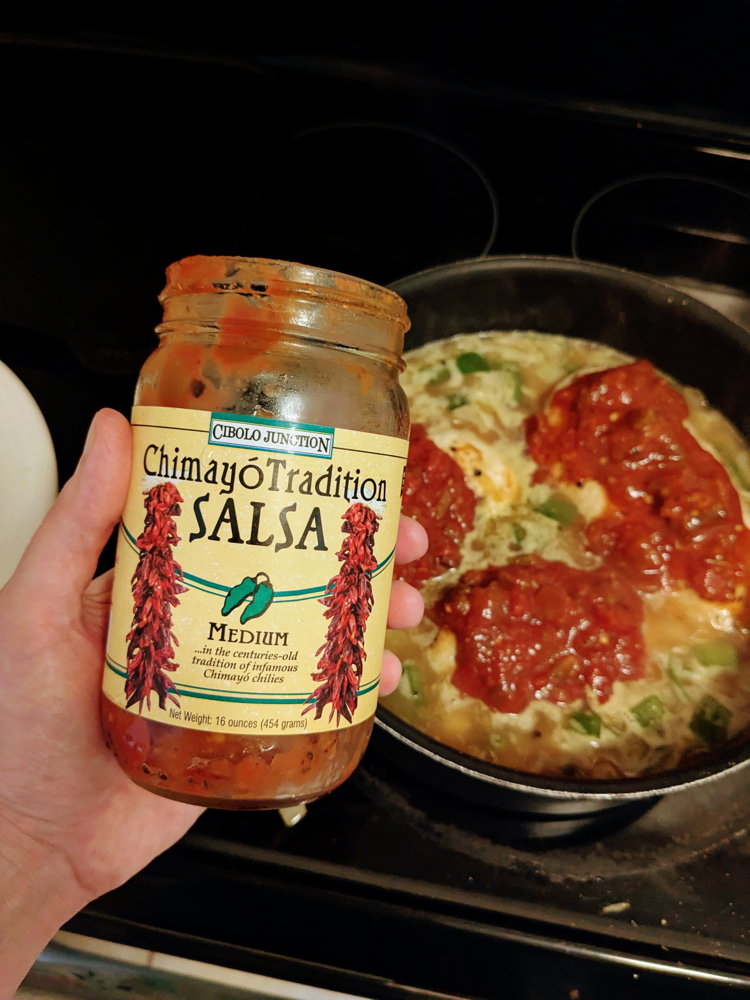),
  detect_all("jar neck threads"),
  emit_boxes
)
[157,255,409,363]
